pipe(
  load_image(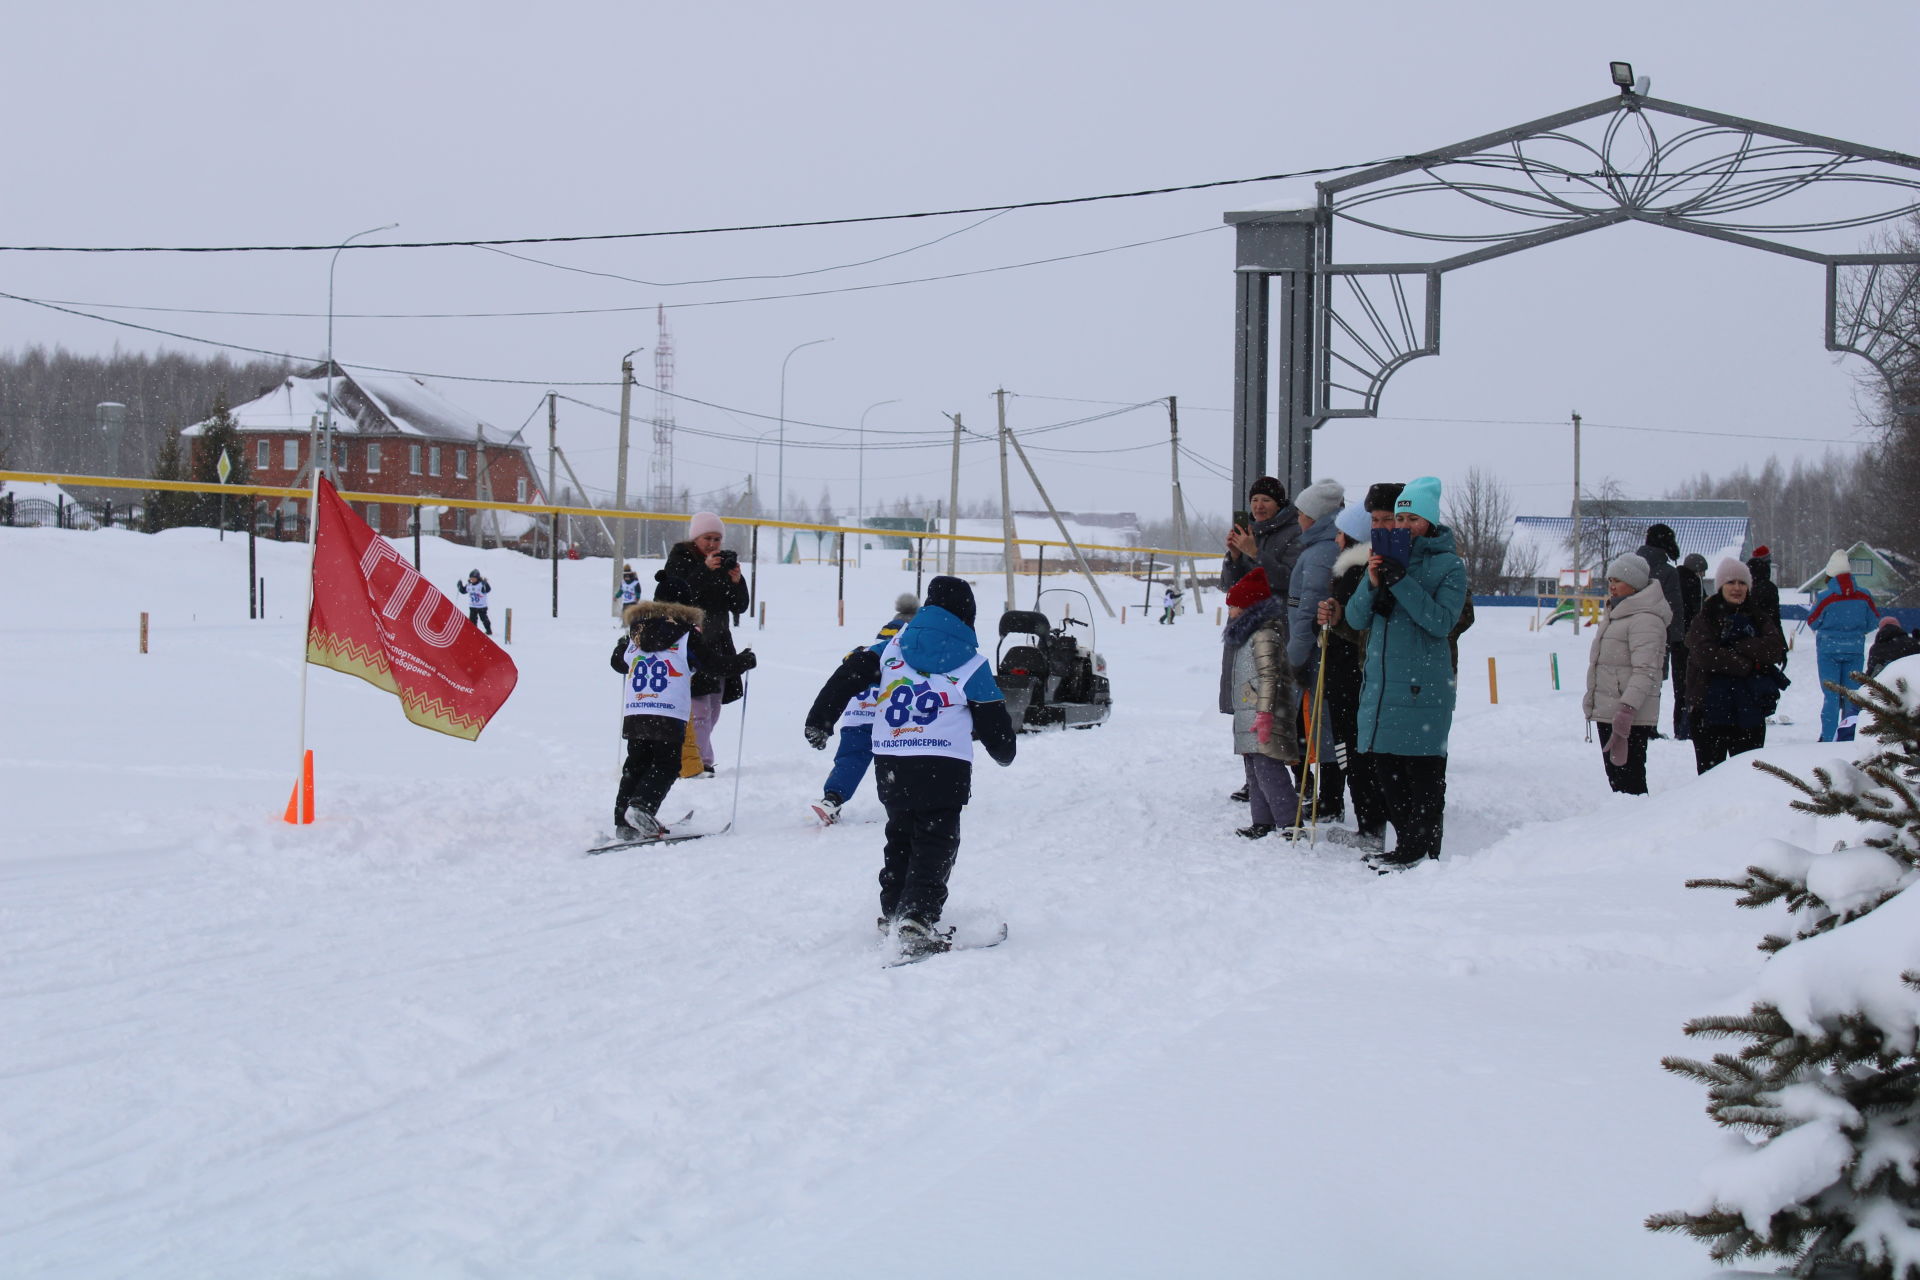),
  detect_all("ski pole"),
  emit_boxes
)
[1306,626,1331,846]
[728,671,750,829]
